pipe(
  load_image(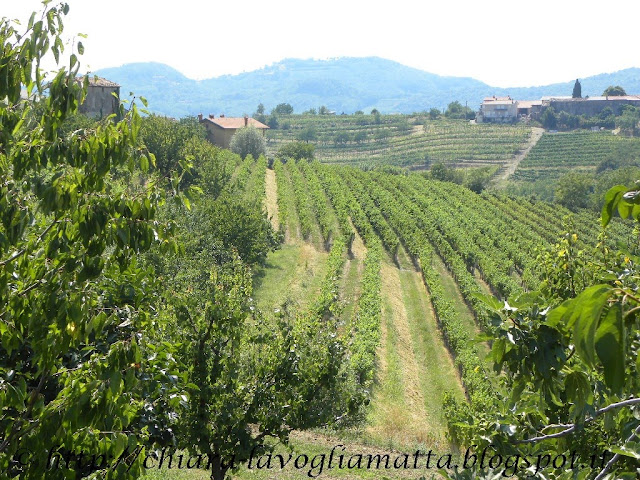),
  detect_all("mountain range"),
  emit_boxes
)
[93,57,640,118]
